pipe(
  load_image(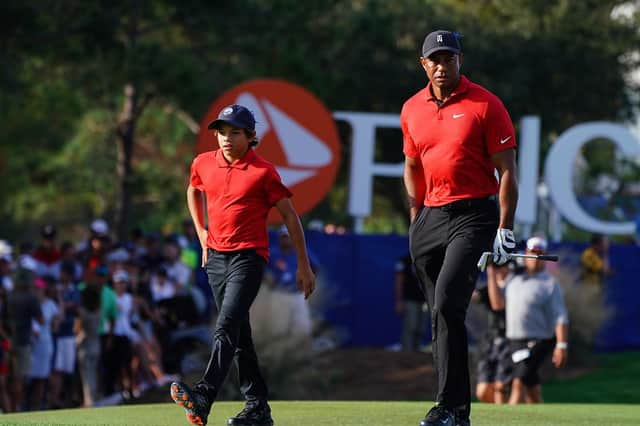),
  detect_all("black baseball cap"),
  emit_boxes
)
[207,104,256,131]
[41,224,56,239]
[422,30,462,58]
